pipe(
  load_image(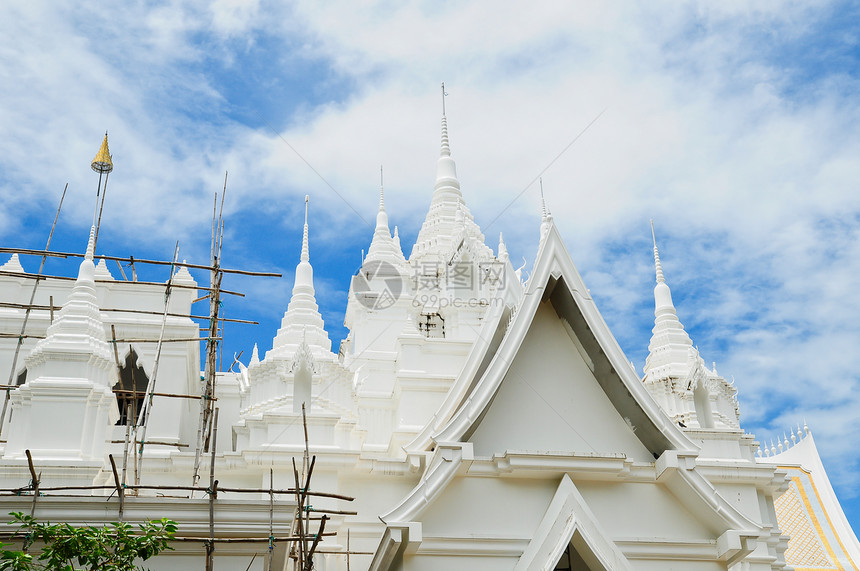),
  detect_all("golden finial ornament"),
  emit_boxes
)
[91,132,113,174]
